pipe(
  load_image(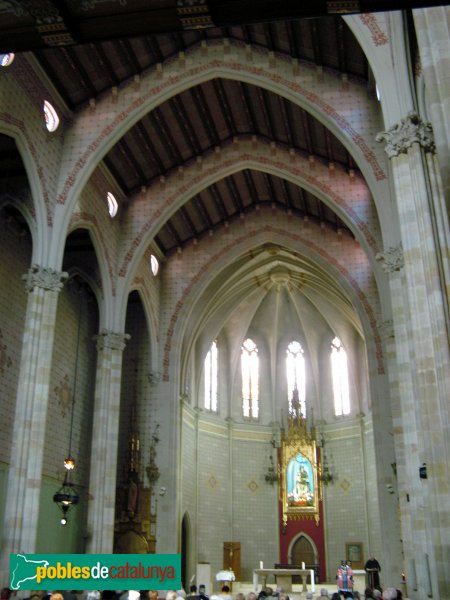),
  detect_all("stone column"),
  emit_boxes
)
[0,264,67,582]
[86,329,130,553]
[377,113,450,598]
